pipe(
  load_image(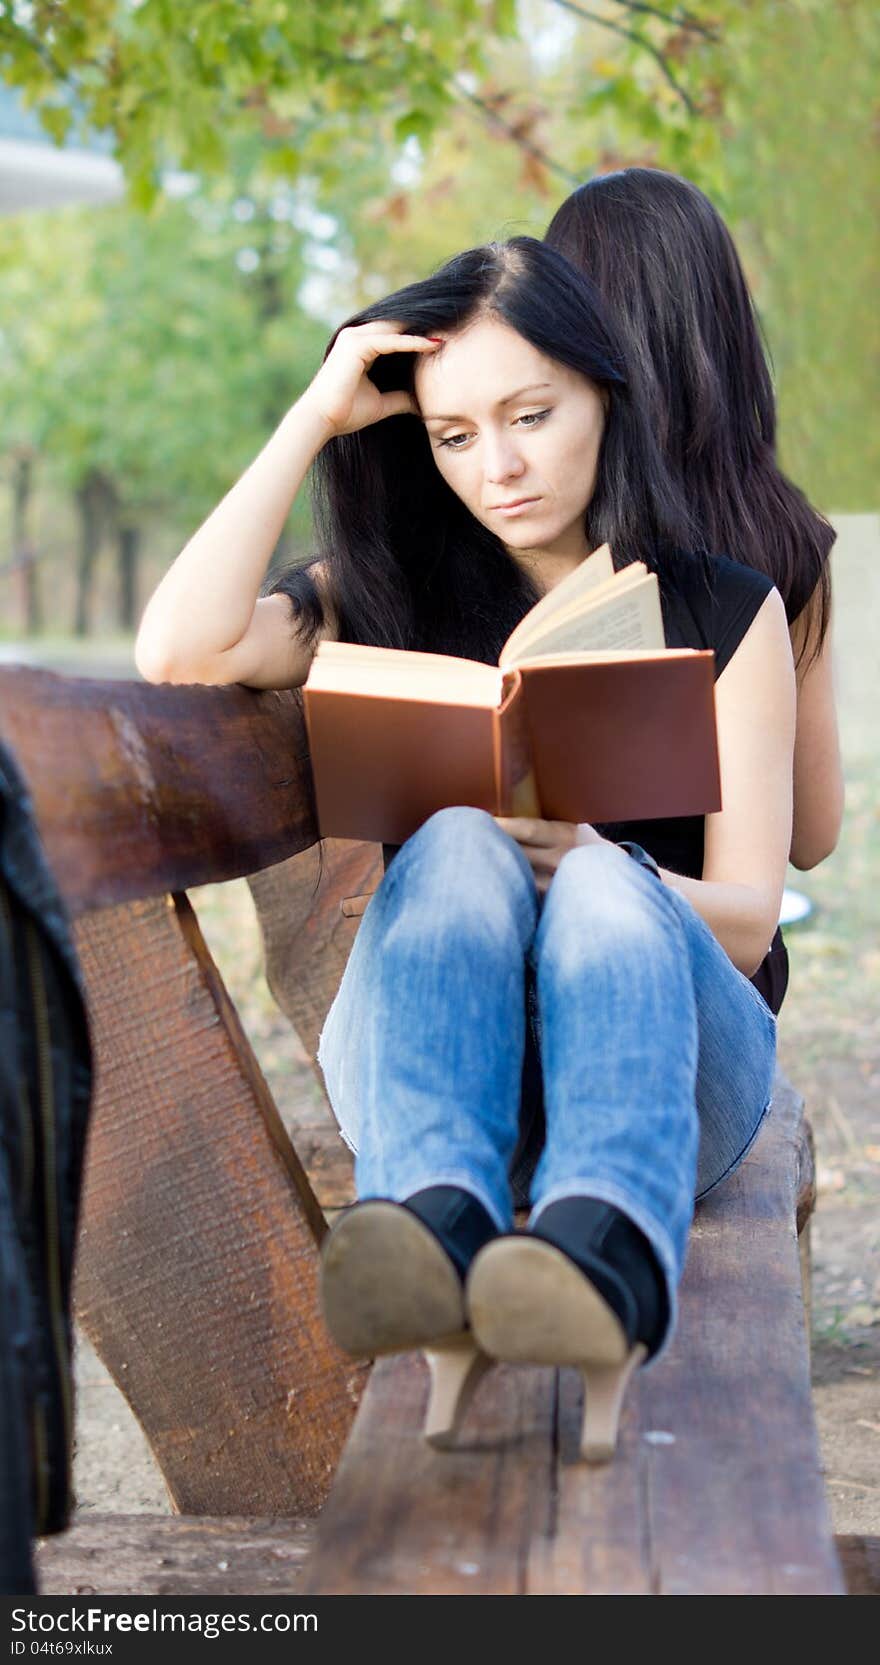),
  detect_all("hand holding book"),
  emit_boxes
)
[494,815,611,893]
